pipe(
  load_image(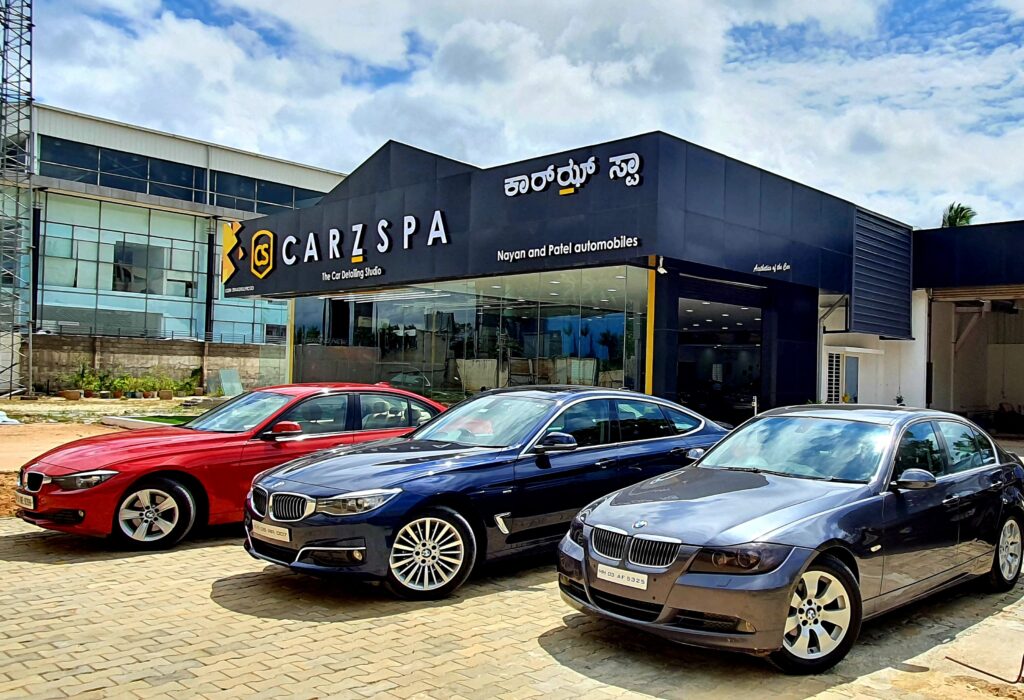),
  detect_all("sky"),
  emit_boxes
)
[38,0,1024,228]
